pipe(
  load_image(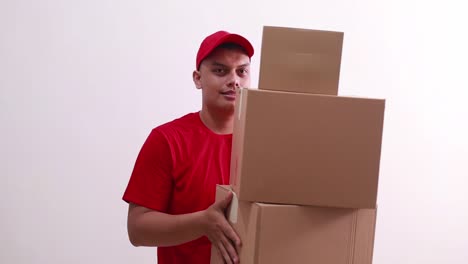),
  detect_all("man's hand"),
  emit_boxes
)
[202,192,241,264]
